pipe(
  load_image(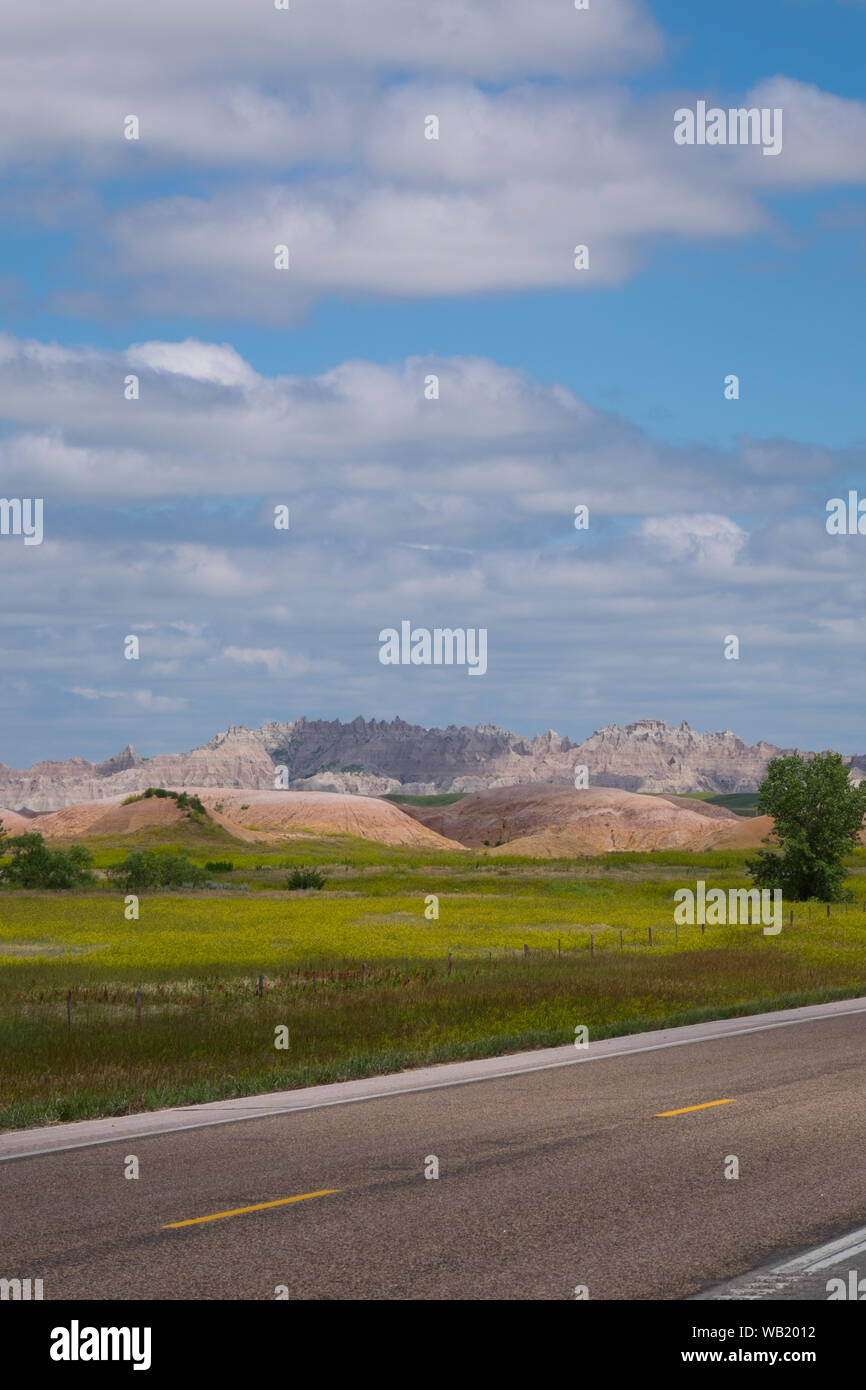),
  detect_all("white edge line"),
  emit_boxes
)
[700,1226,866,1295]
[3,1002,866,1163]
[775,1229,866,1274]
[804,1240,866,1273]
